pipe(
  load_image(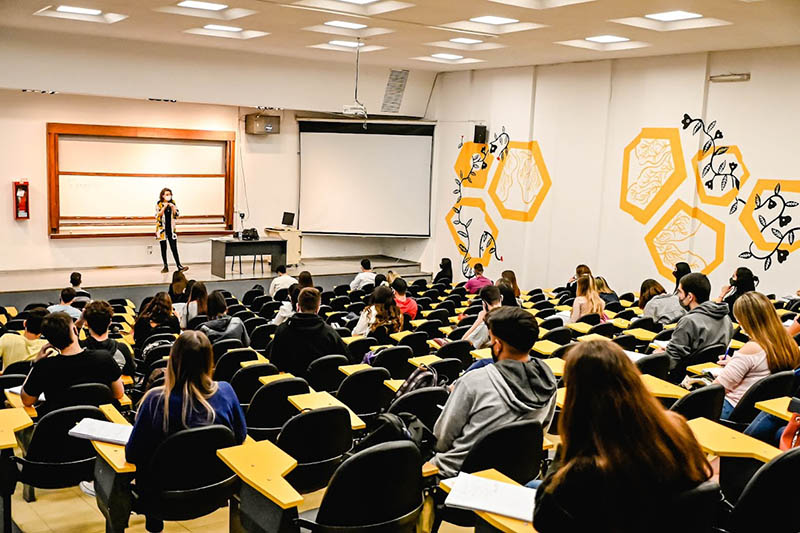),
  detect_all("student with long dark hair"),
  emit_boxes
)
[639,279,685,325]
[533,341,712,532]
[716,266,758,319]
[352,285,404,336]
[168,270,188,304]
[126,330,246,533]
[180,281,208,329]
[156,187,187,273]
[133,292,180,346]
[433,258,453,285]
